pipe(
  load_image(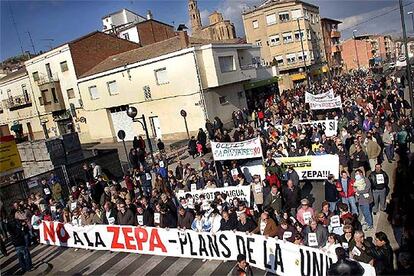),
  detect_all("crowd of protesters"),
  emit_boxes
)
[1,70,413,275]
